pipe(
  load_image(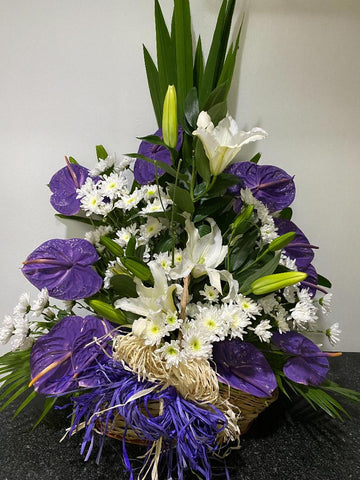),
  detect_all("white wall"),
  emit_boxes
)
[0,0,359,354]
